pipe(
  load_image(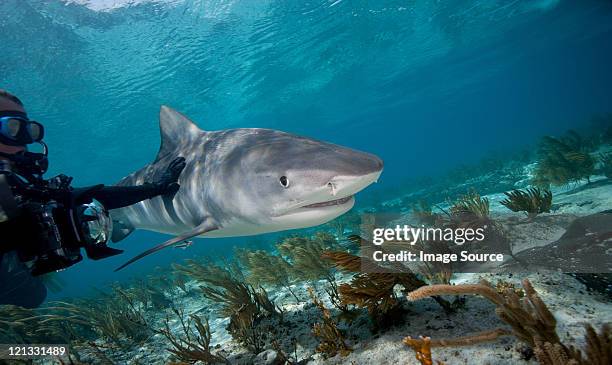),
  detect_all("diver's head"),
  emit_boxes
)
[0,90,44,157]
